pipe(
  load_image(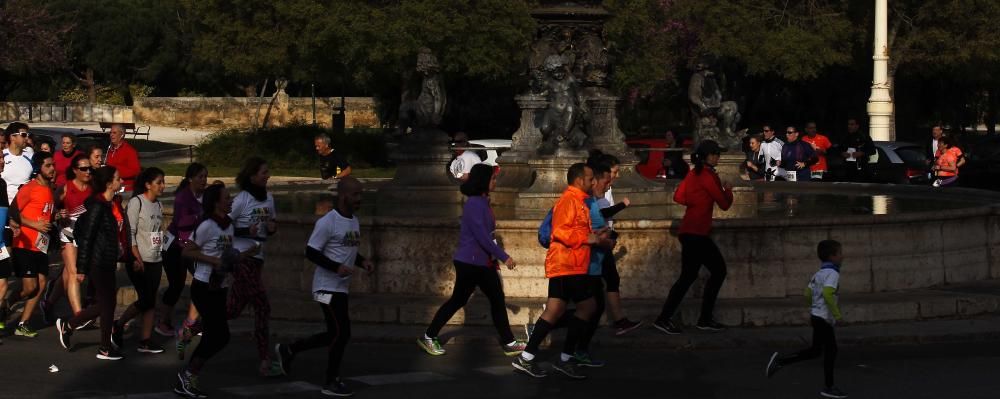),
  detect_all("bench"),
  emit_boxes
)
[98,122,151,140]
